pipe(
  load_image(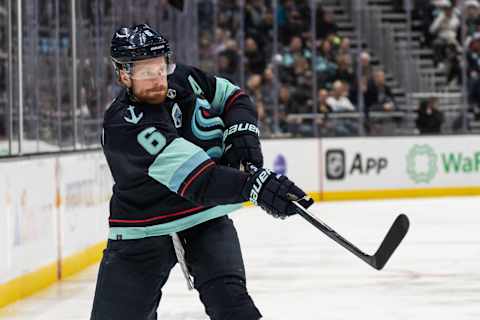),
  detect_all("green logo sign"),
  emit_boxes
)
[407,144,480,183]
[406,145,438,183]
